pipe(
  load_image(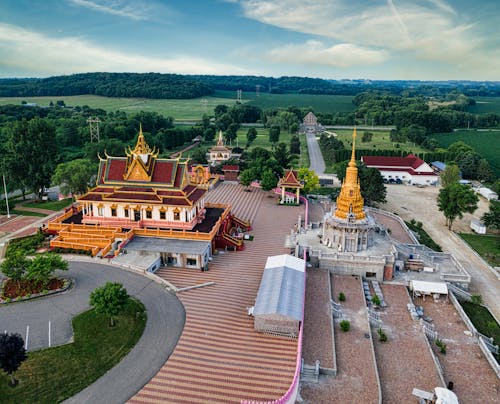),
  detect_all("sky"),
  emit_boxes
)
[0,0,498,80]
